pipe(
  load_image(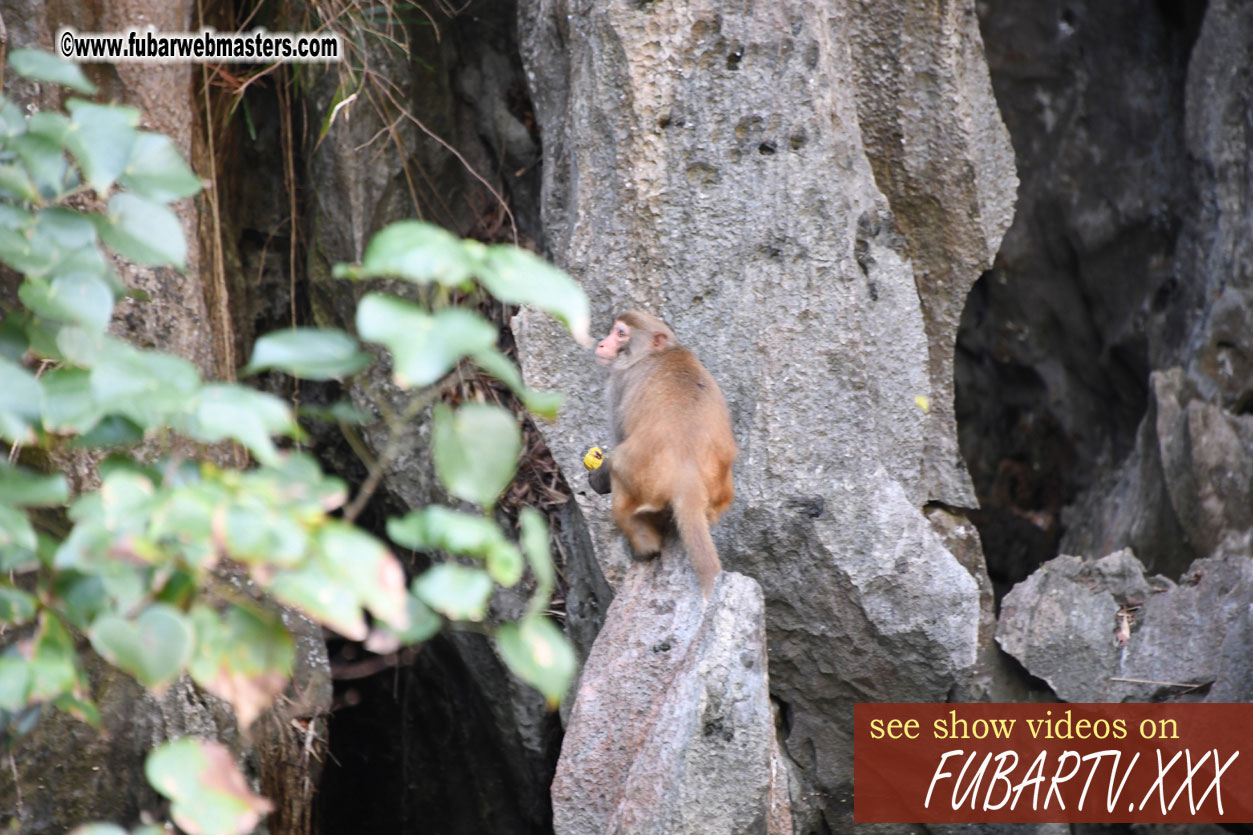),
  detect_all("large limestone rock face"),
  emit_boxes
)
[1058,0,1253,572]
[984,2,1253,703]
[515,0,1016,827]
